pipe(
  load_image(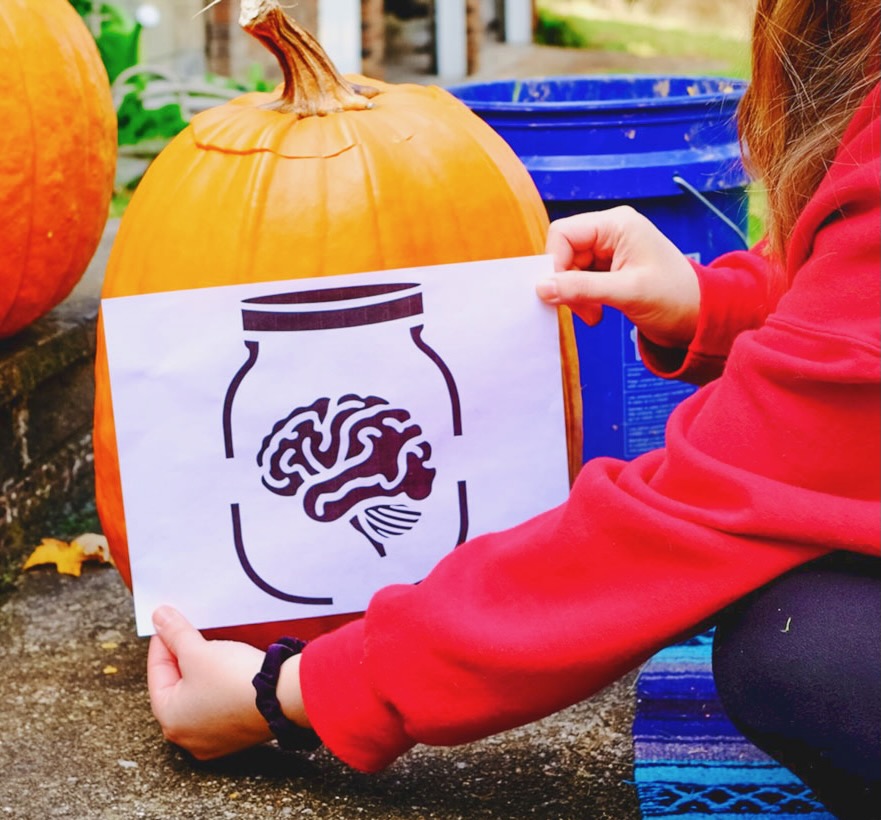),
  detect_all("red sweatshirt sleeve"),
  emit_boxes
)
[300,86,881,774]
[638,242,782,385]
